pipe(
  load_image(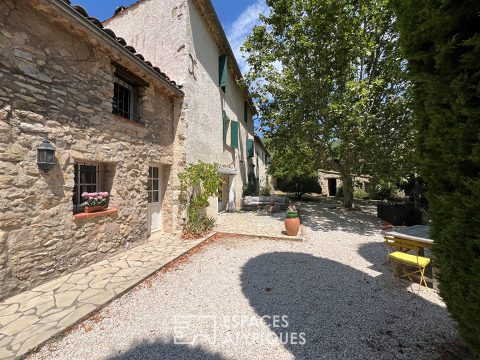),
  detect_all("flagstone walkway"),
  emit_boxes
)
[215,211,303,241]
[0,233,206,360]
